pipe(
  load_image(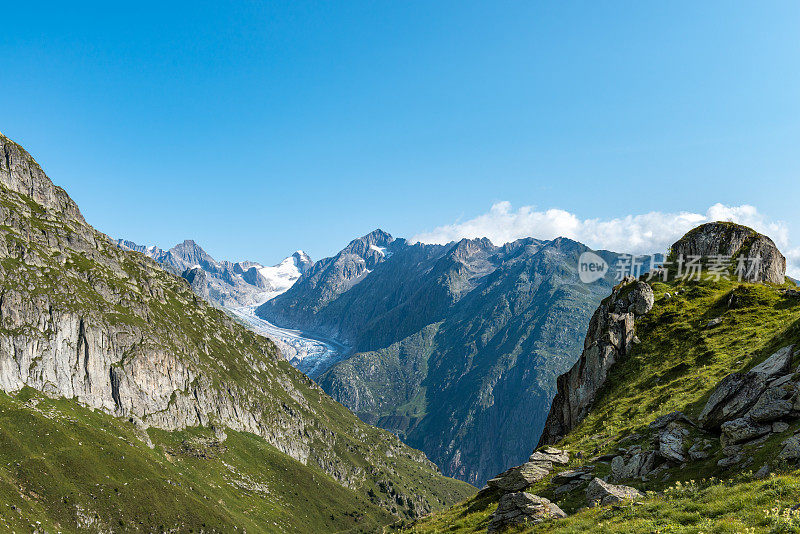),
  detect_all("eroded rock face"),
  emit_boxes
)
[487,492,566,532]
[538,278,654,446]
[669,222,786,284]
[586,477,644,506]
